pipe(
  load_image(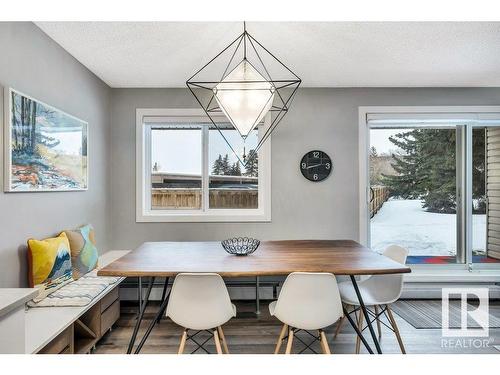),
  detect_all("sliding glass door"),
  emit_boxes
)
[369,126,462,265]
[367,117,500,269]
